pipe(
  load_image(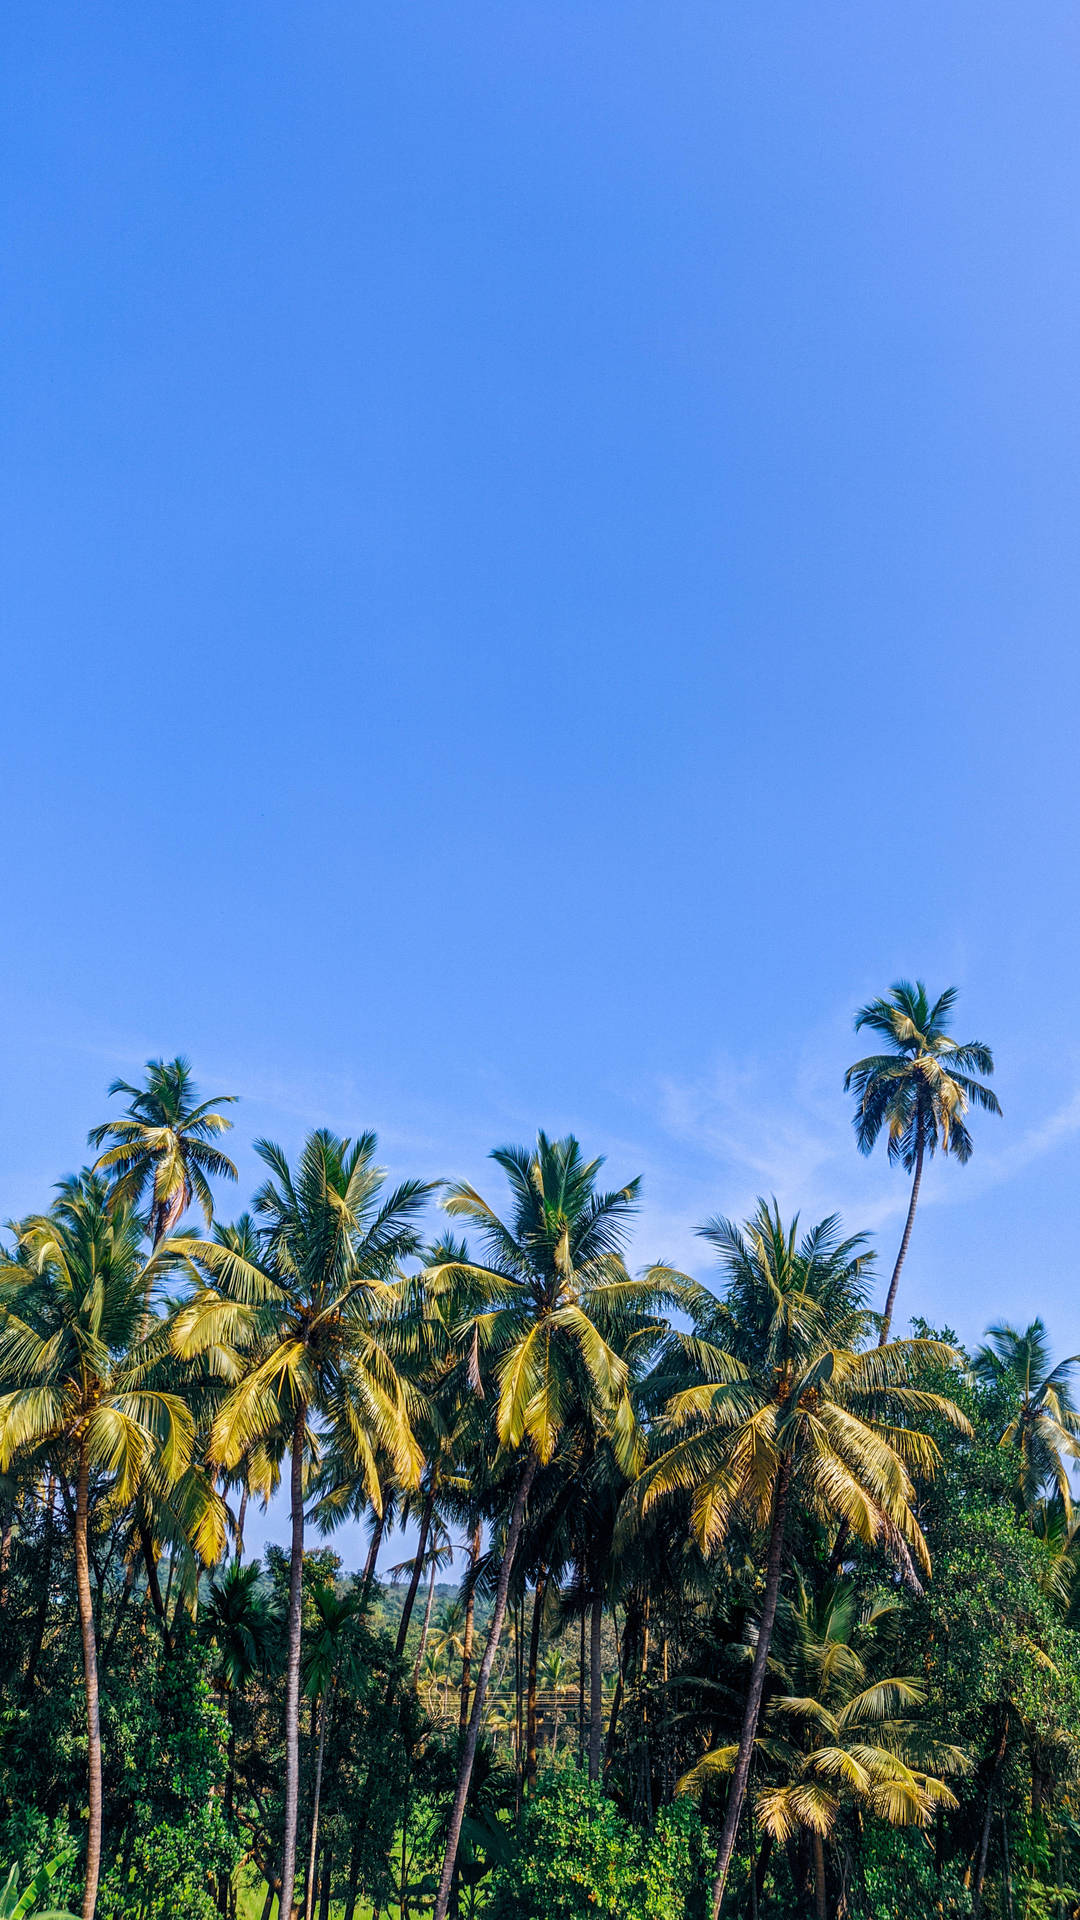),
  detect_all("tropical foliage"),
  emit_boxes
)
[4,990,1080,1920]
